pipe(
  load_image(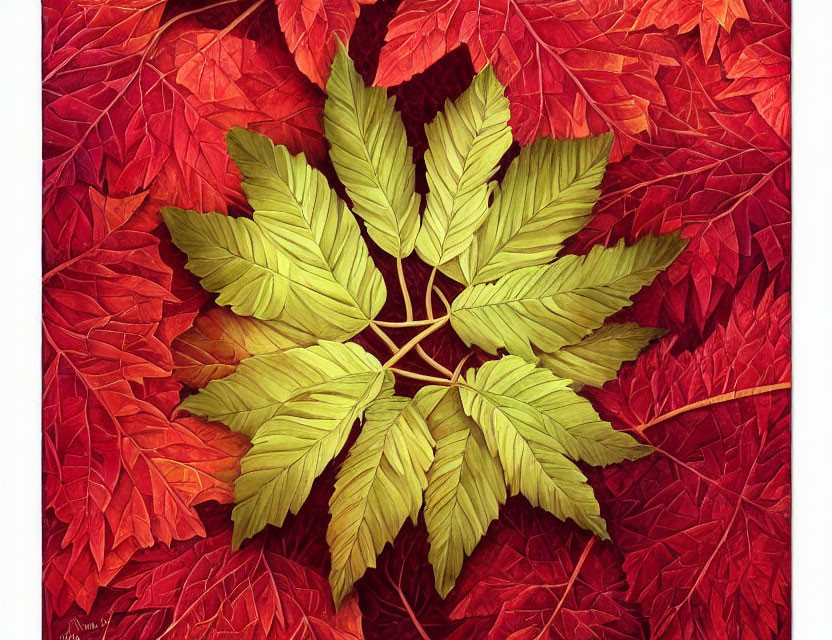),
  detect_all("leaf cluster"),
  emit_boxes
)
[163,48,686,607]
